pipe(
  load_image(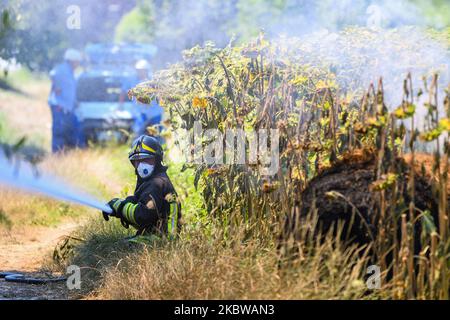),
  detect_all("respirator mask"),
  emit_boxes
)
[136,162,154,179]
